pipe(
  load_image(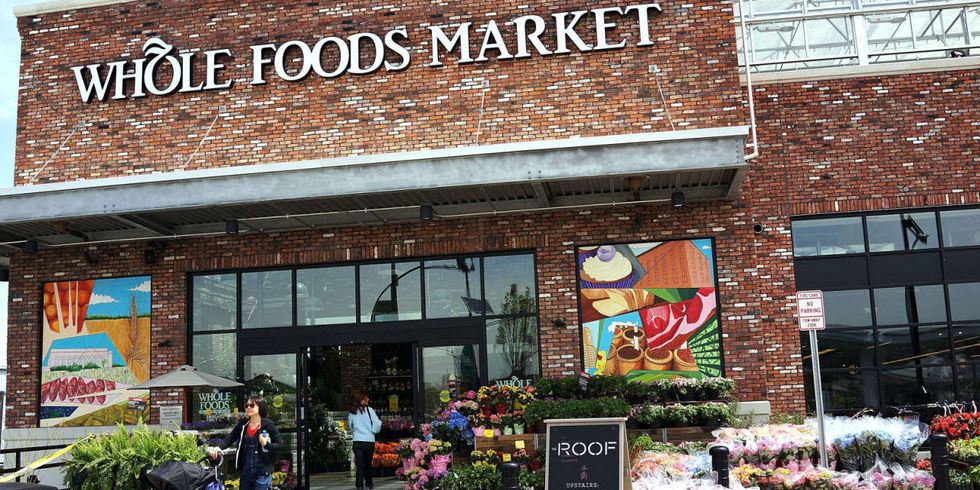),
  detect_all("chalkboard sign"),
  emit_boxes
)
[545,418,627,490]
